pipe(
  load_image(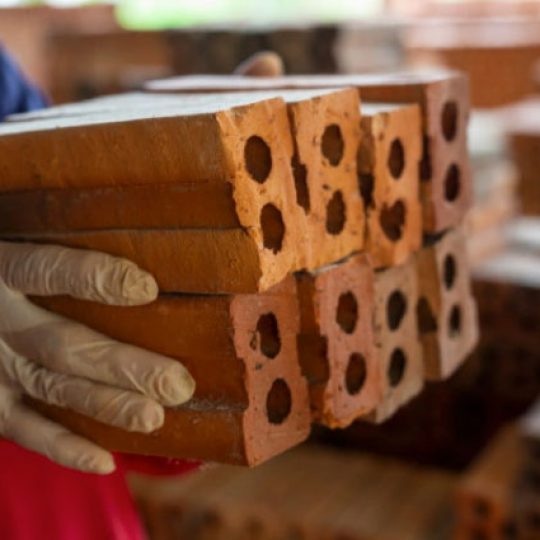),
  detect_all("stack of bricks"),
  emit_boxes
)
[128,444,457,540]
[0,91,322,465]
[323,218,540,471]
[0,69,478,464]
[147,70,479,420]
